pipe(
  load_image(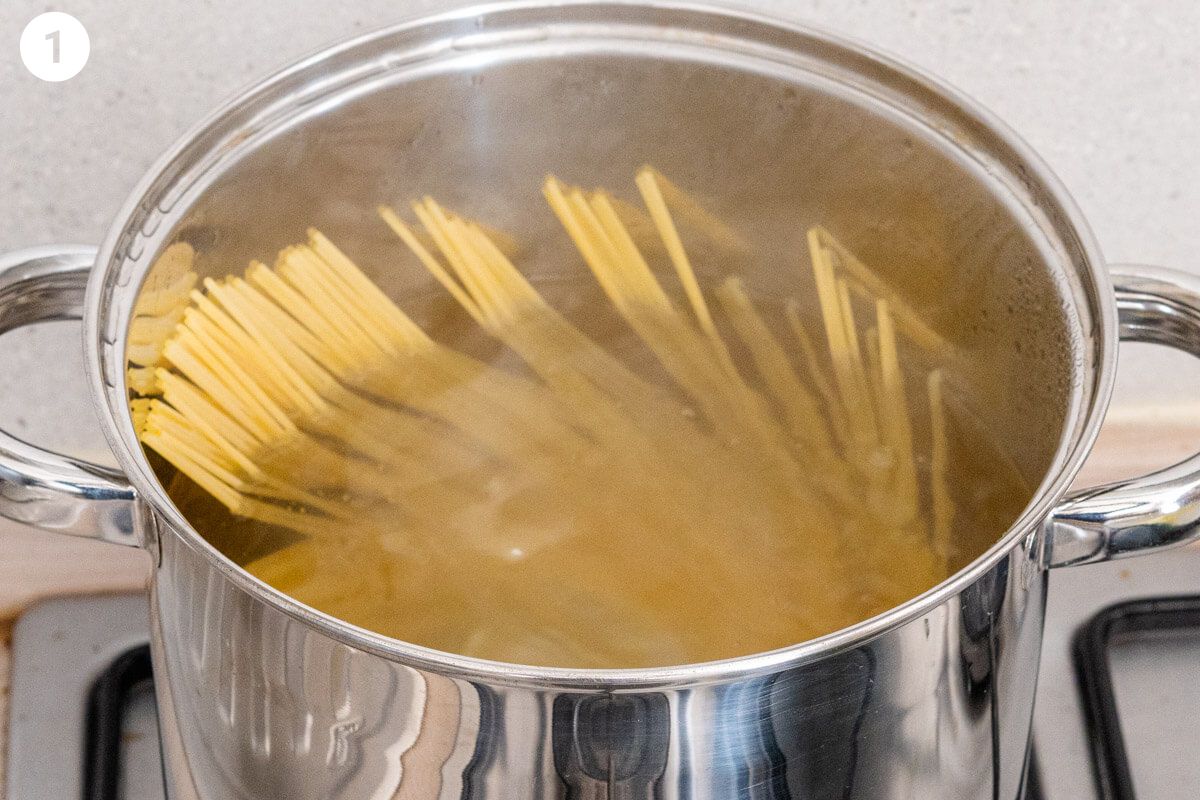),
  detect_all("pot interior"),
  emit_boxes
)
[110,3,1100,667]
